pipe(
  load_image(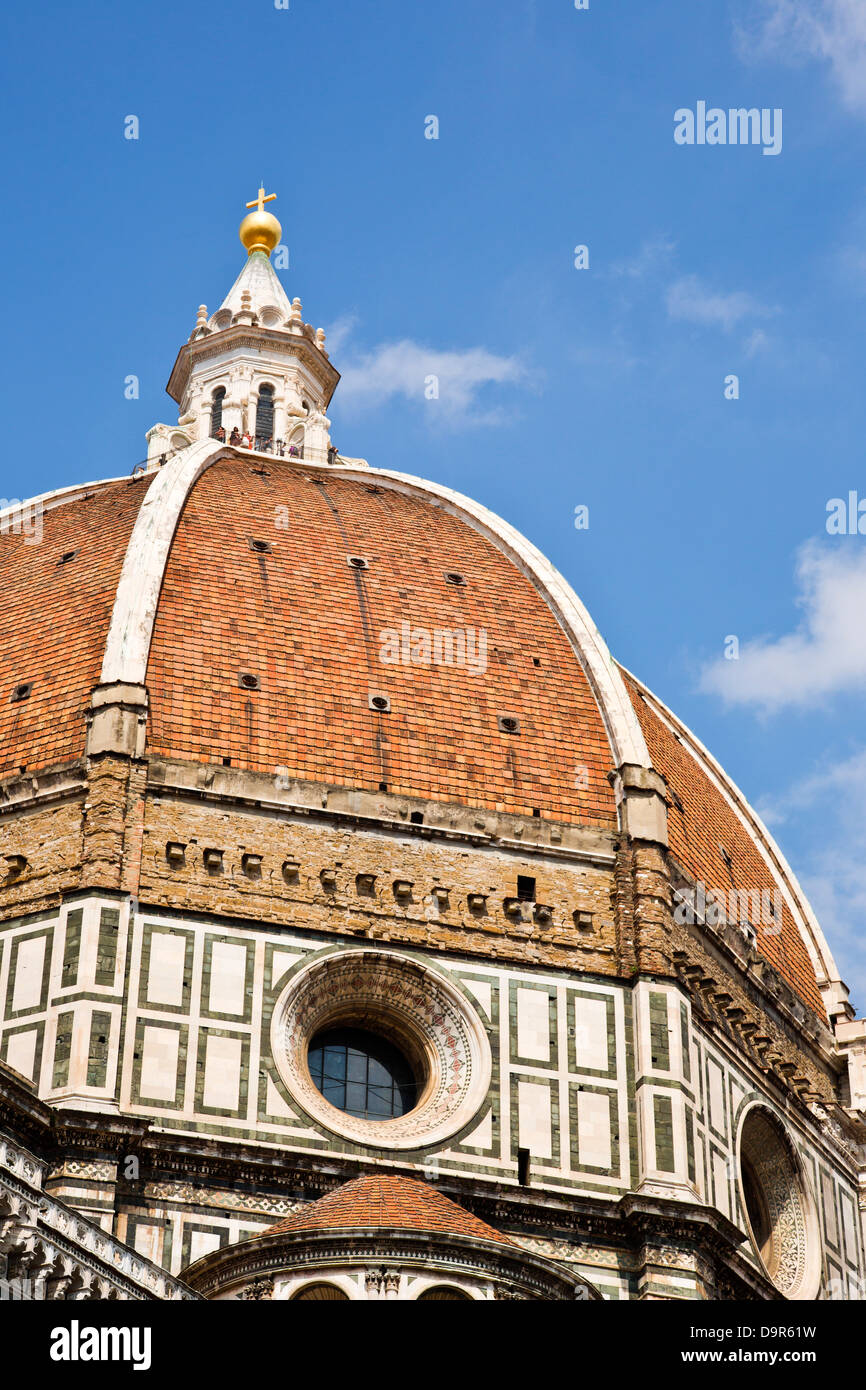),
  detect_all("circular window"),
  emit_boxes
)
[308,1027,418,1121]
[736,1105,821,1300]
[270,948,491,1150]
